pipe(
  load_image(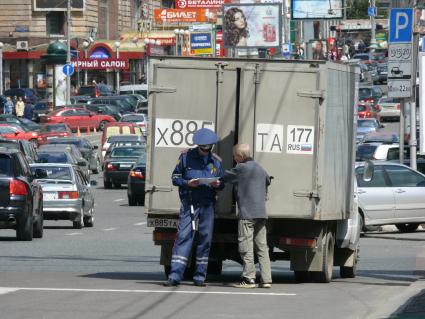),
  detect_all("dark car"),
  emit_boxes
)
[89,96,137,113]
[4,88,38,104]
[32,100,49,122]
[362,132,399,144]
[0,114,41,132]
[0,138,38,163]
[47,137,101,174]
[0,147,44,240]
[359,86,384,105]
[78,84,114,98]
[84,104,122,121]
[70,95,91,104]
[103,145,145,189]
[376,63,388,84]
[127,155,146,206]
